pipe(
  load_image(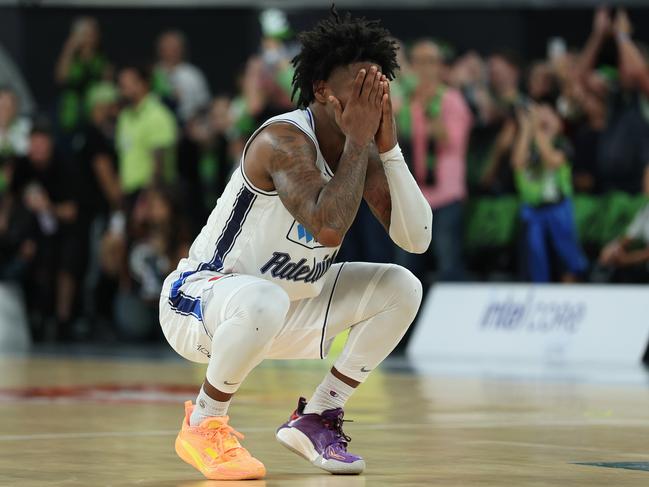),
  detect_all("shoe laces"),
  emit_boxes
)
[322,415,353,447]
[201,419,247,458]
